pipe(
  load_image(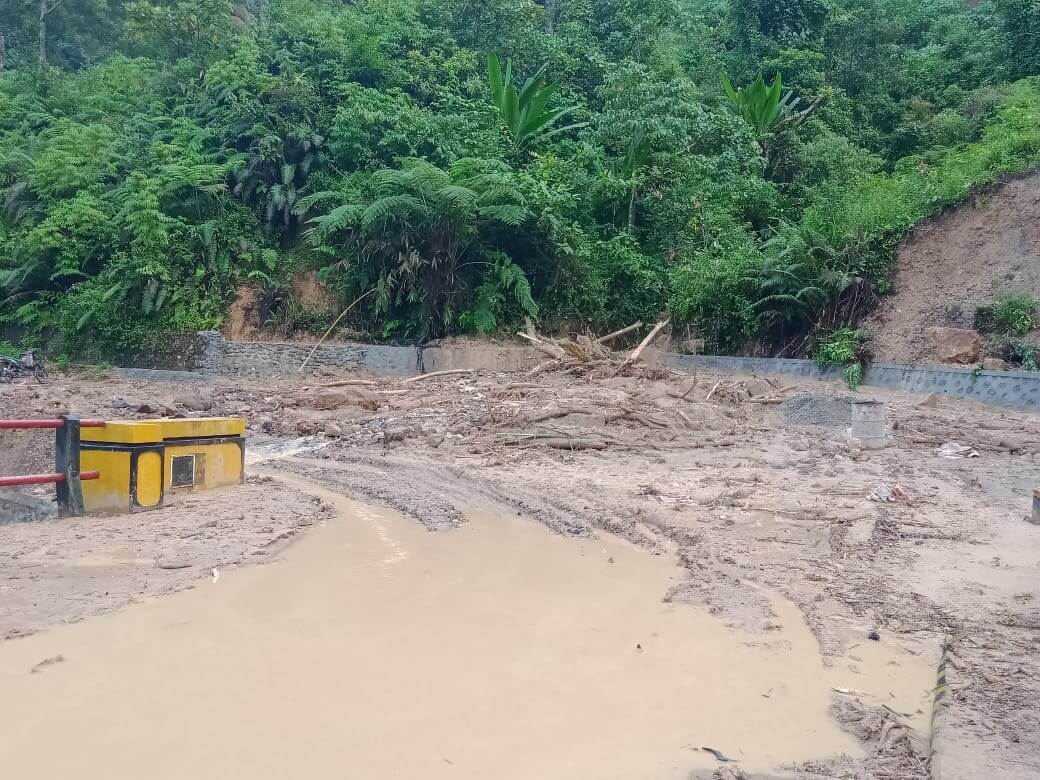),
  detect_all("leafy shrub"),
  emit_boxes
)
[670,250,758,354]
[814,327,868,388]
[926,109,974,148]
[1008,339,1040,372]
[541,232,668,332]
[990,294,1038,336]
[0,341,22,358]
